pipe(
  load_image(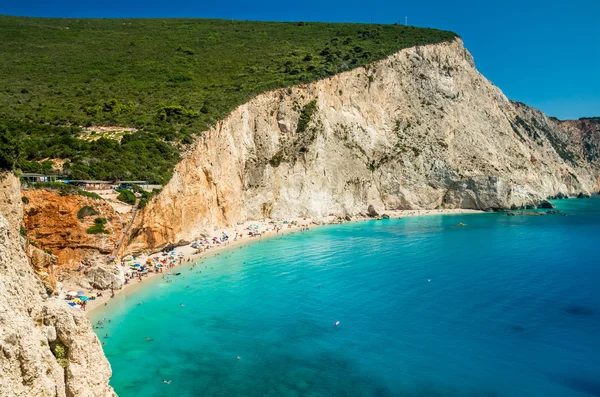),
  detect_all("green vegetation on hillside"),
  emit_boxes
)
[23,180,103,199]
[0,16,457,182]
[86,217,109,234]
[1,119,180,183]
[116,188,137,205]
[77,205,99,219]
